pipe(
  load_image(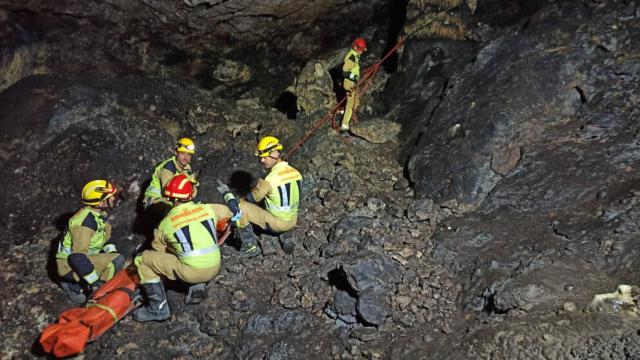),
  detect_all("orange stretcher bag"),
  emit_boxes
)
[40,218,231,357]
[39,265,141,357]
